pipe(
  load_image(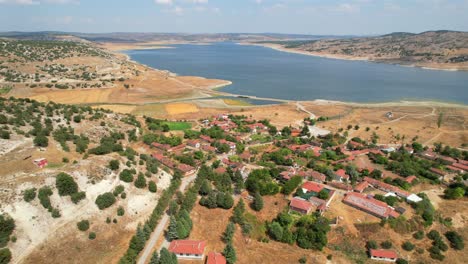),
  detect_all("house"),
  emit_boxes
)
[206,252,226,264]
[329,182,353,191]
[363,177,410,198]
[201,144,216,153]
[186,140,201,149]
[342,192,400,219]
[214,166,227,174]
[302,181,324,194]
[289,197,313,214]
[177,164,196,176]
[451,162,468,172]
[168,144,186,153]
[335,169,349,182]
[406,194,423,203]
[280,167,297,180]
[152,142,171,151]
[385,112,393,119]
[239,151,252,162]
[430,167,447,177]
[369,249,398,262]
[200,135,214,143]
[291,129,301,137]
[354,181,369,193]
[288,144,313,153]
[168,240,206,260]
[297,170,326,182]
[404,175,417,184]
[246,123,268,133]
[33,158,48,168]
